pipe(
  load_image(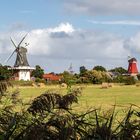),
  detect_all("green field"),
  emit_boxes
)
[10,84,140,113]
